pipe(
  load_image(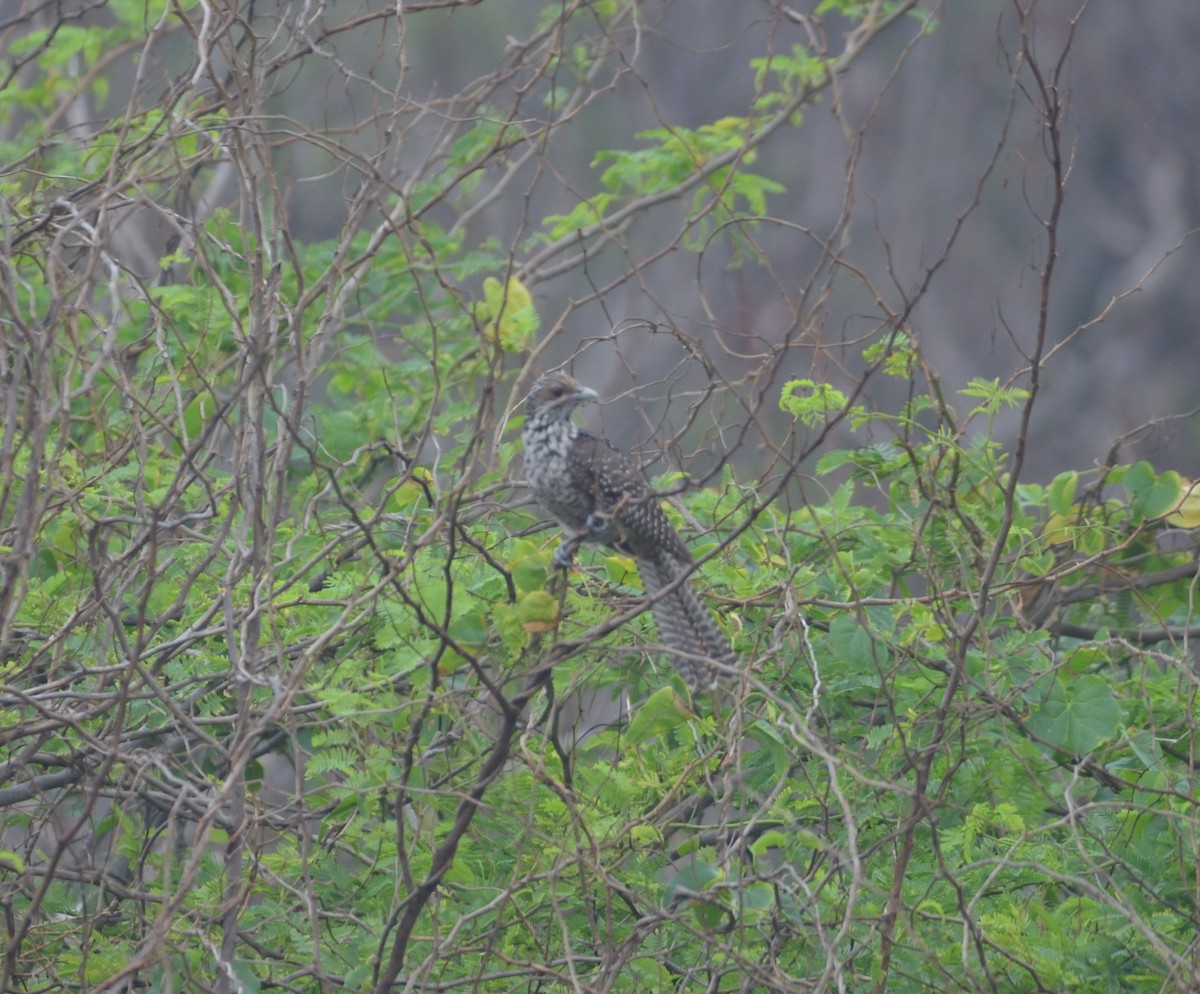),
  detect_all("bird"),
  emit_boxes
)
[521,370,736,691]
